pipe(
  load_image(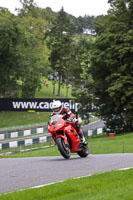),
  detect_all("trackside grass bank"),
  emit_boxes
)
[0,112,51,128]
[89,132,133,154]
[0,79,73,128]
[1,132,133,157]
[1,168,133,200]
